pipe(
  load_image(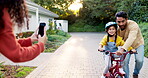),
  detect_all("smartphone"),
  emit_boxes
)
[38,23,46,37]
